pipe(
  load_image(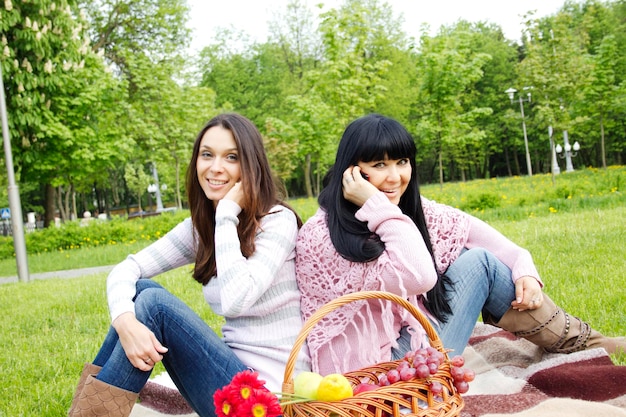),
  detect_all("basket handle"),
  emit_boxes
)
[283,290,445,391]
